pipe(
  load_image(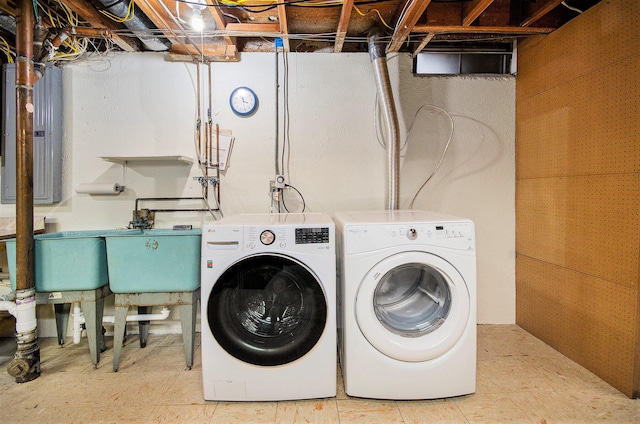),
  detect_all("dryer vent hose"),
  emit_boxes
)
[368,28,400,211]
